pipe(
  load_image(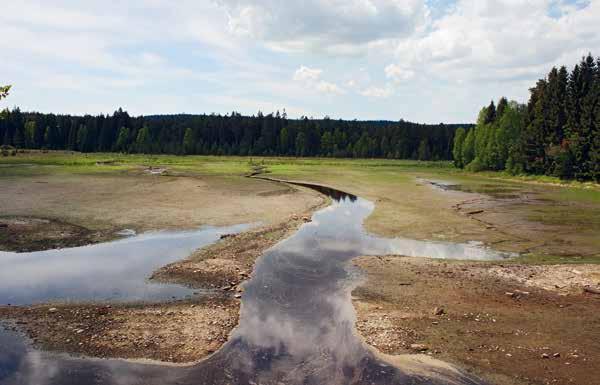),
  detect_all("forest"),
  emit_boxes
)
[0,106,464,161]
[453,53,600,181]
